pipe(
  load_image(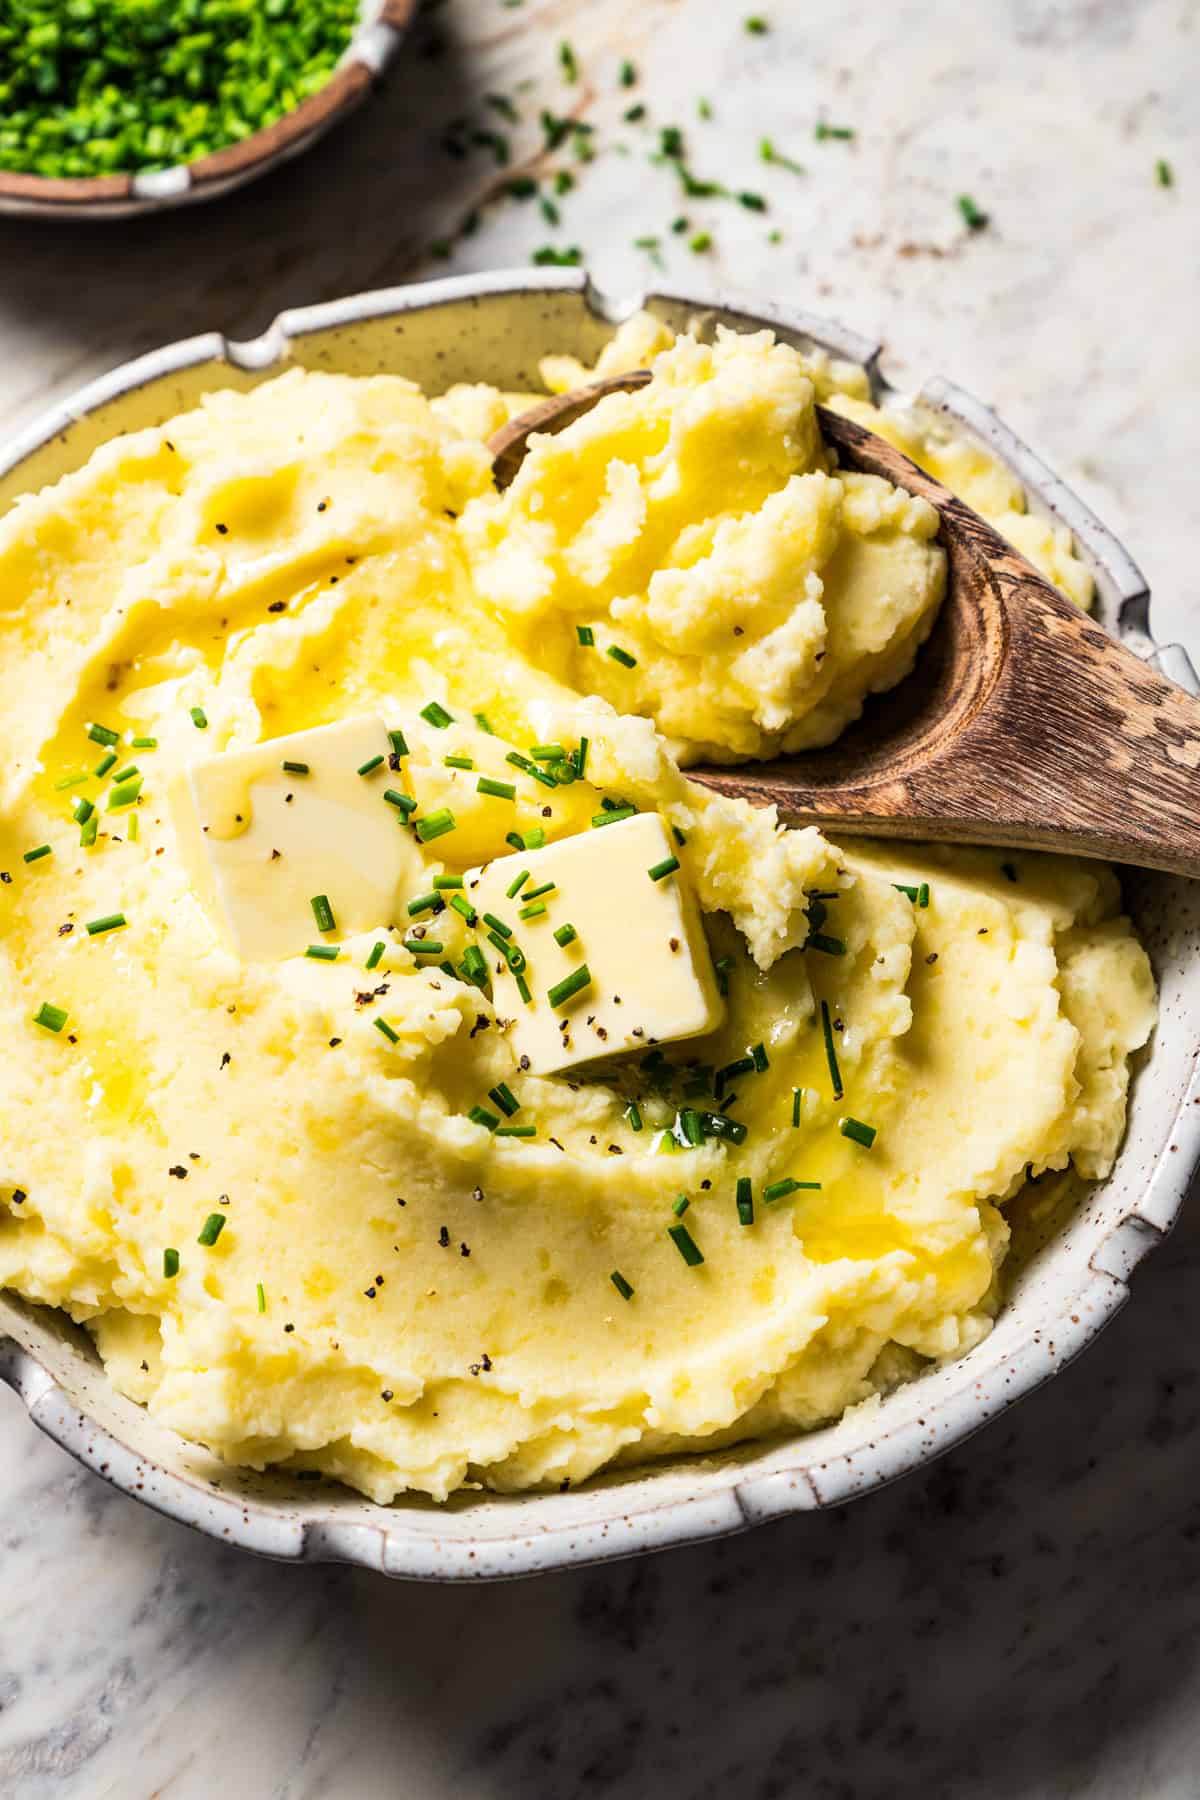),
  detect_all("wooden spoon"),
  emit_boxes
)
[488,373,1200,878]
